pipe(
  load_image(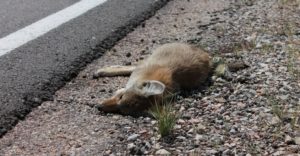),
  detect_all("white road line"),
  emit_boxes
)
[0,0,107,57]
